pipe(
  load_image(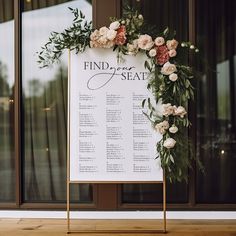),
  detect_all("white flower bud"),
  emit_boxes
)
[169,73,178,81]
[148,48,156,57]
[109,21,120,30]
[169,125,178,134]
[138,14,143,20]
